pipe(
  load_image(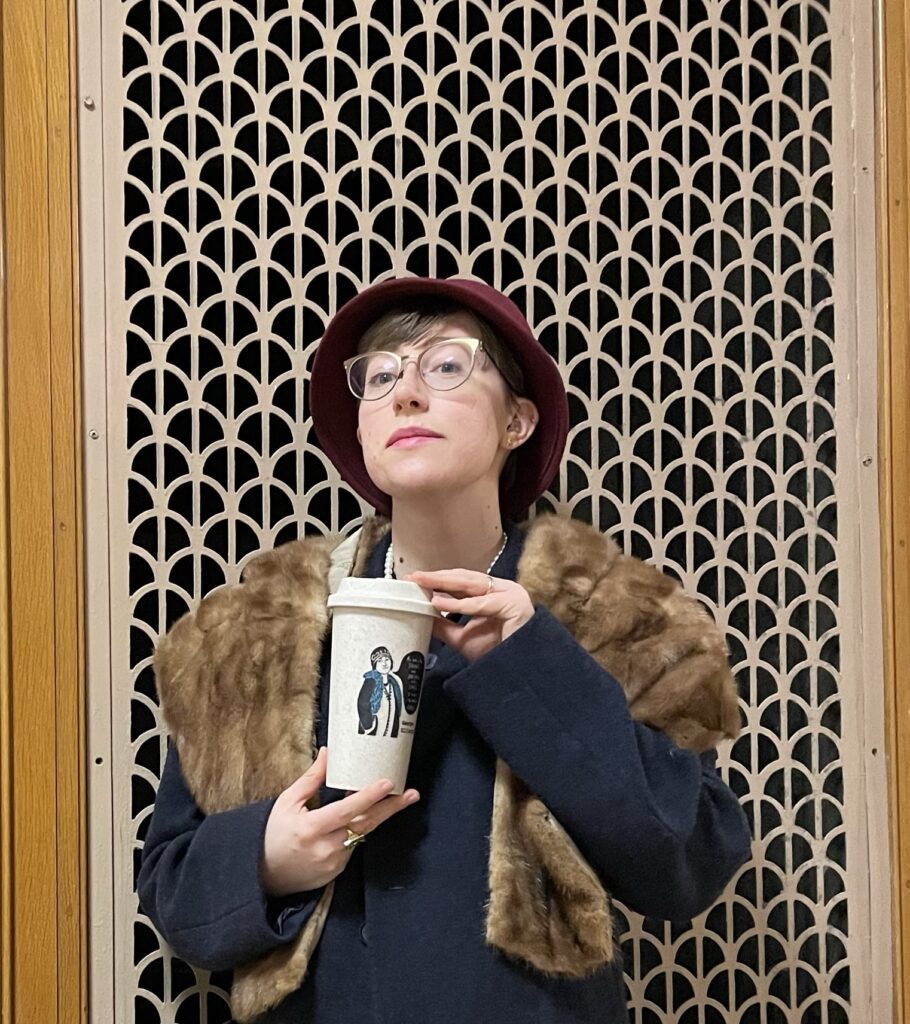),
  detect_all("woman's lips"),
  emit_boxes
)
[388,435,440,449]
